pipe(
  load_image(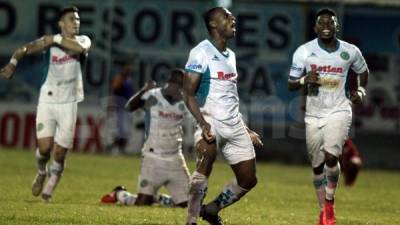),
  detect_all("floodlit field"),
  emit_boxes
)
[0,149,399,225]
